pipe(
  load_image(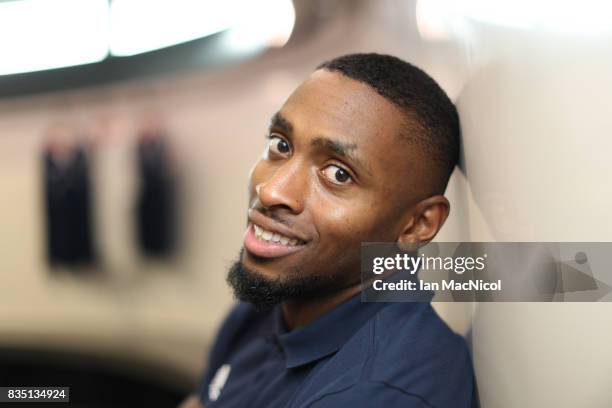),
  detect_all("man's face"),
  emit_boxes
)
[237,69,428,298]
